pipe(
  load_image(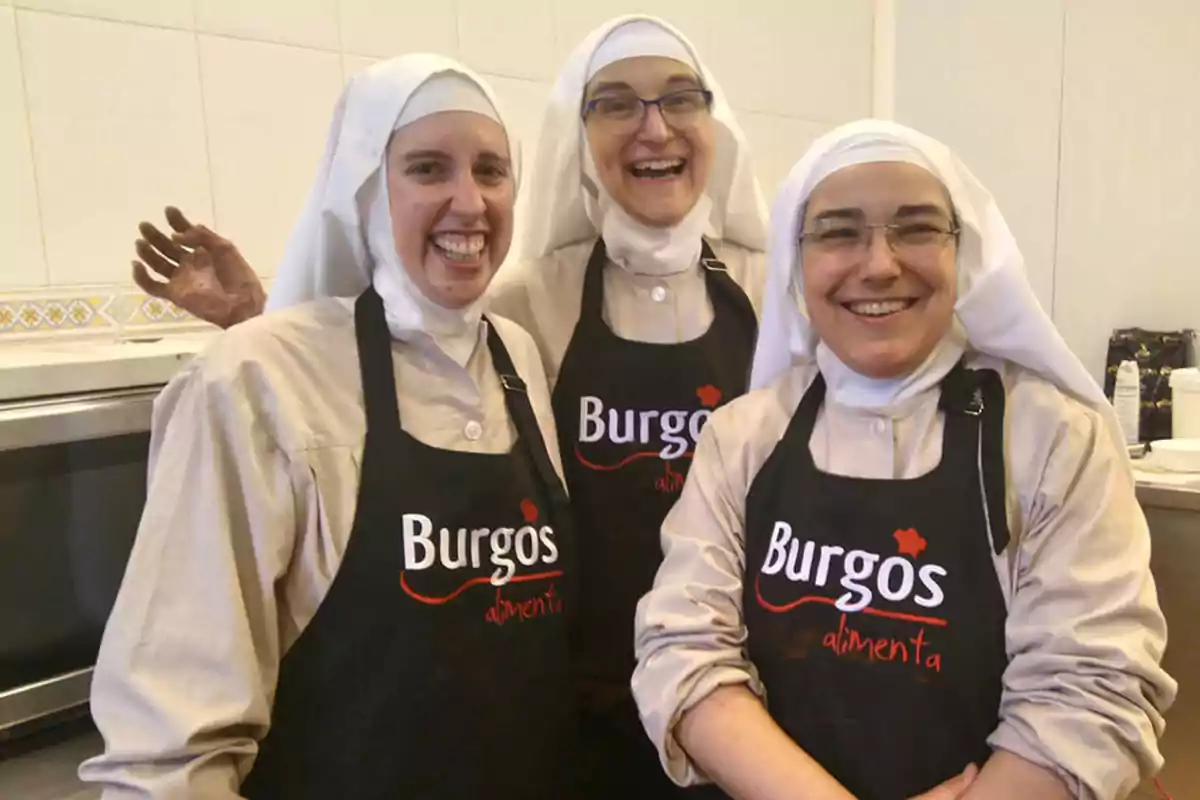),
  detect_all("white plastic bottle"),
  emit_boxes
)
[1113,359,1141,445]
